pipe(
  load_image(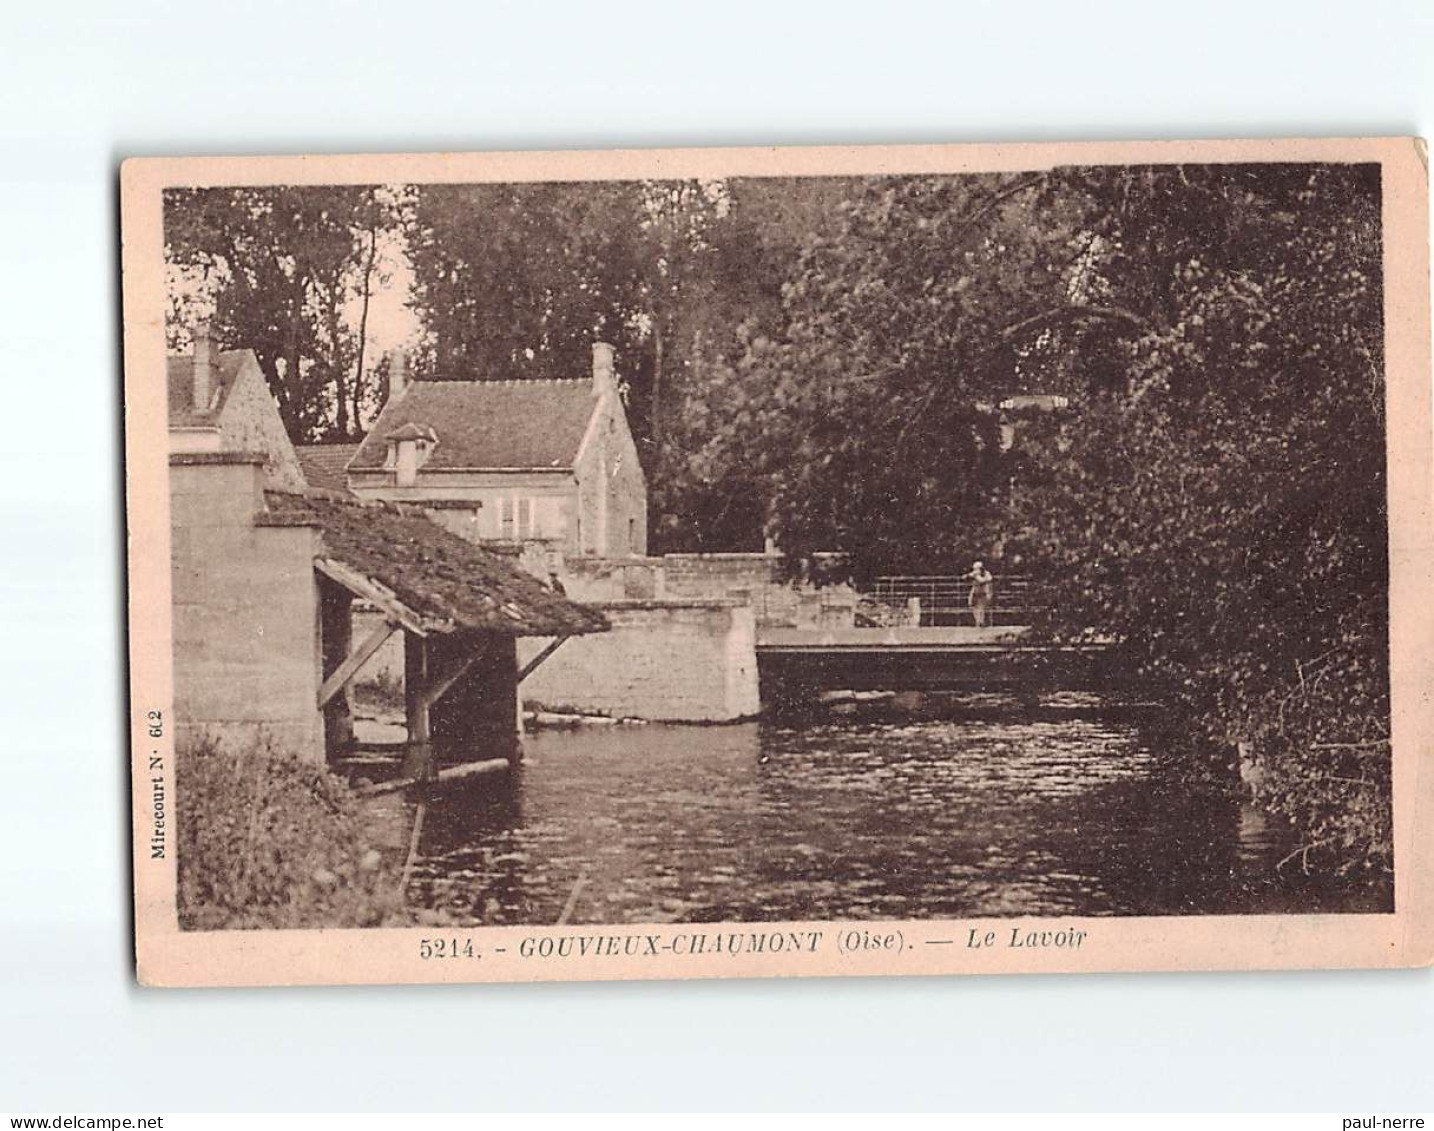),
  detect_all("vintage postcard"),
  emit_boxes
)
[122,138,1432,987]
